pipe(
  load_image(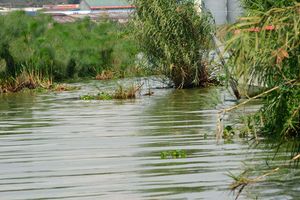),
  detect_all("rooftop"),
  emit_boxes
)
[82,0,133,10]
[83,0,130,7]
